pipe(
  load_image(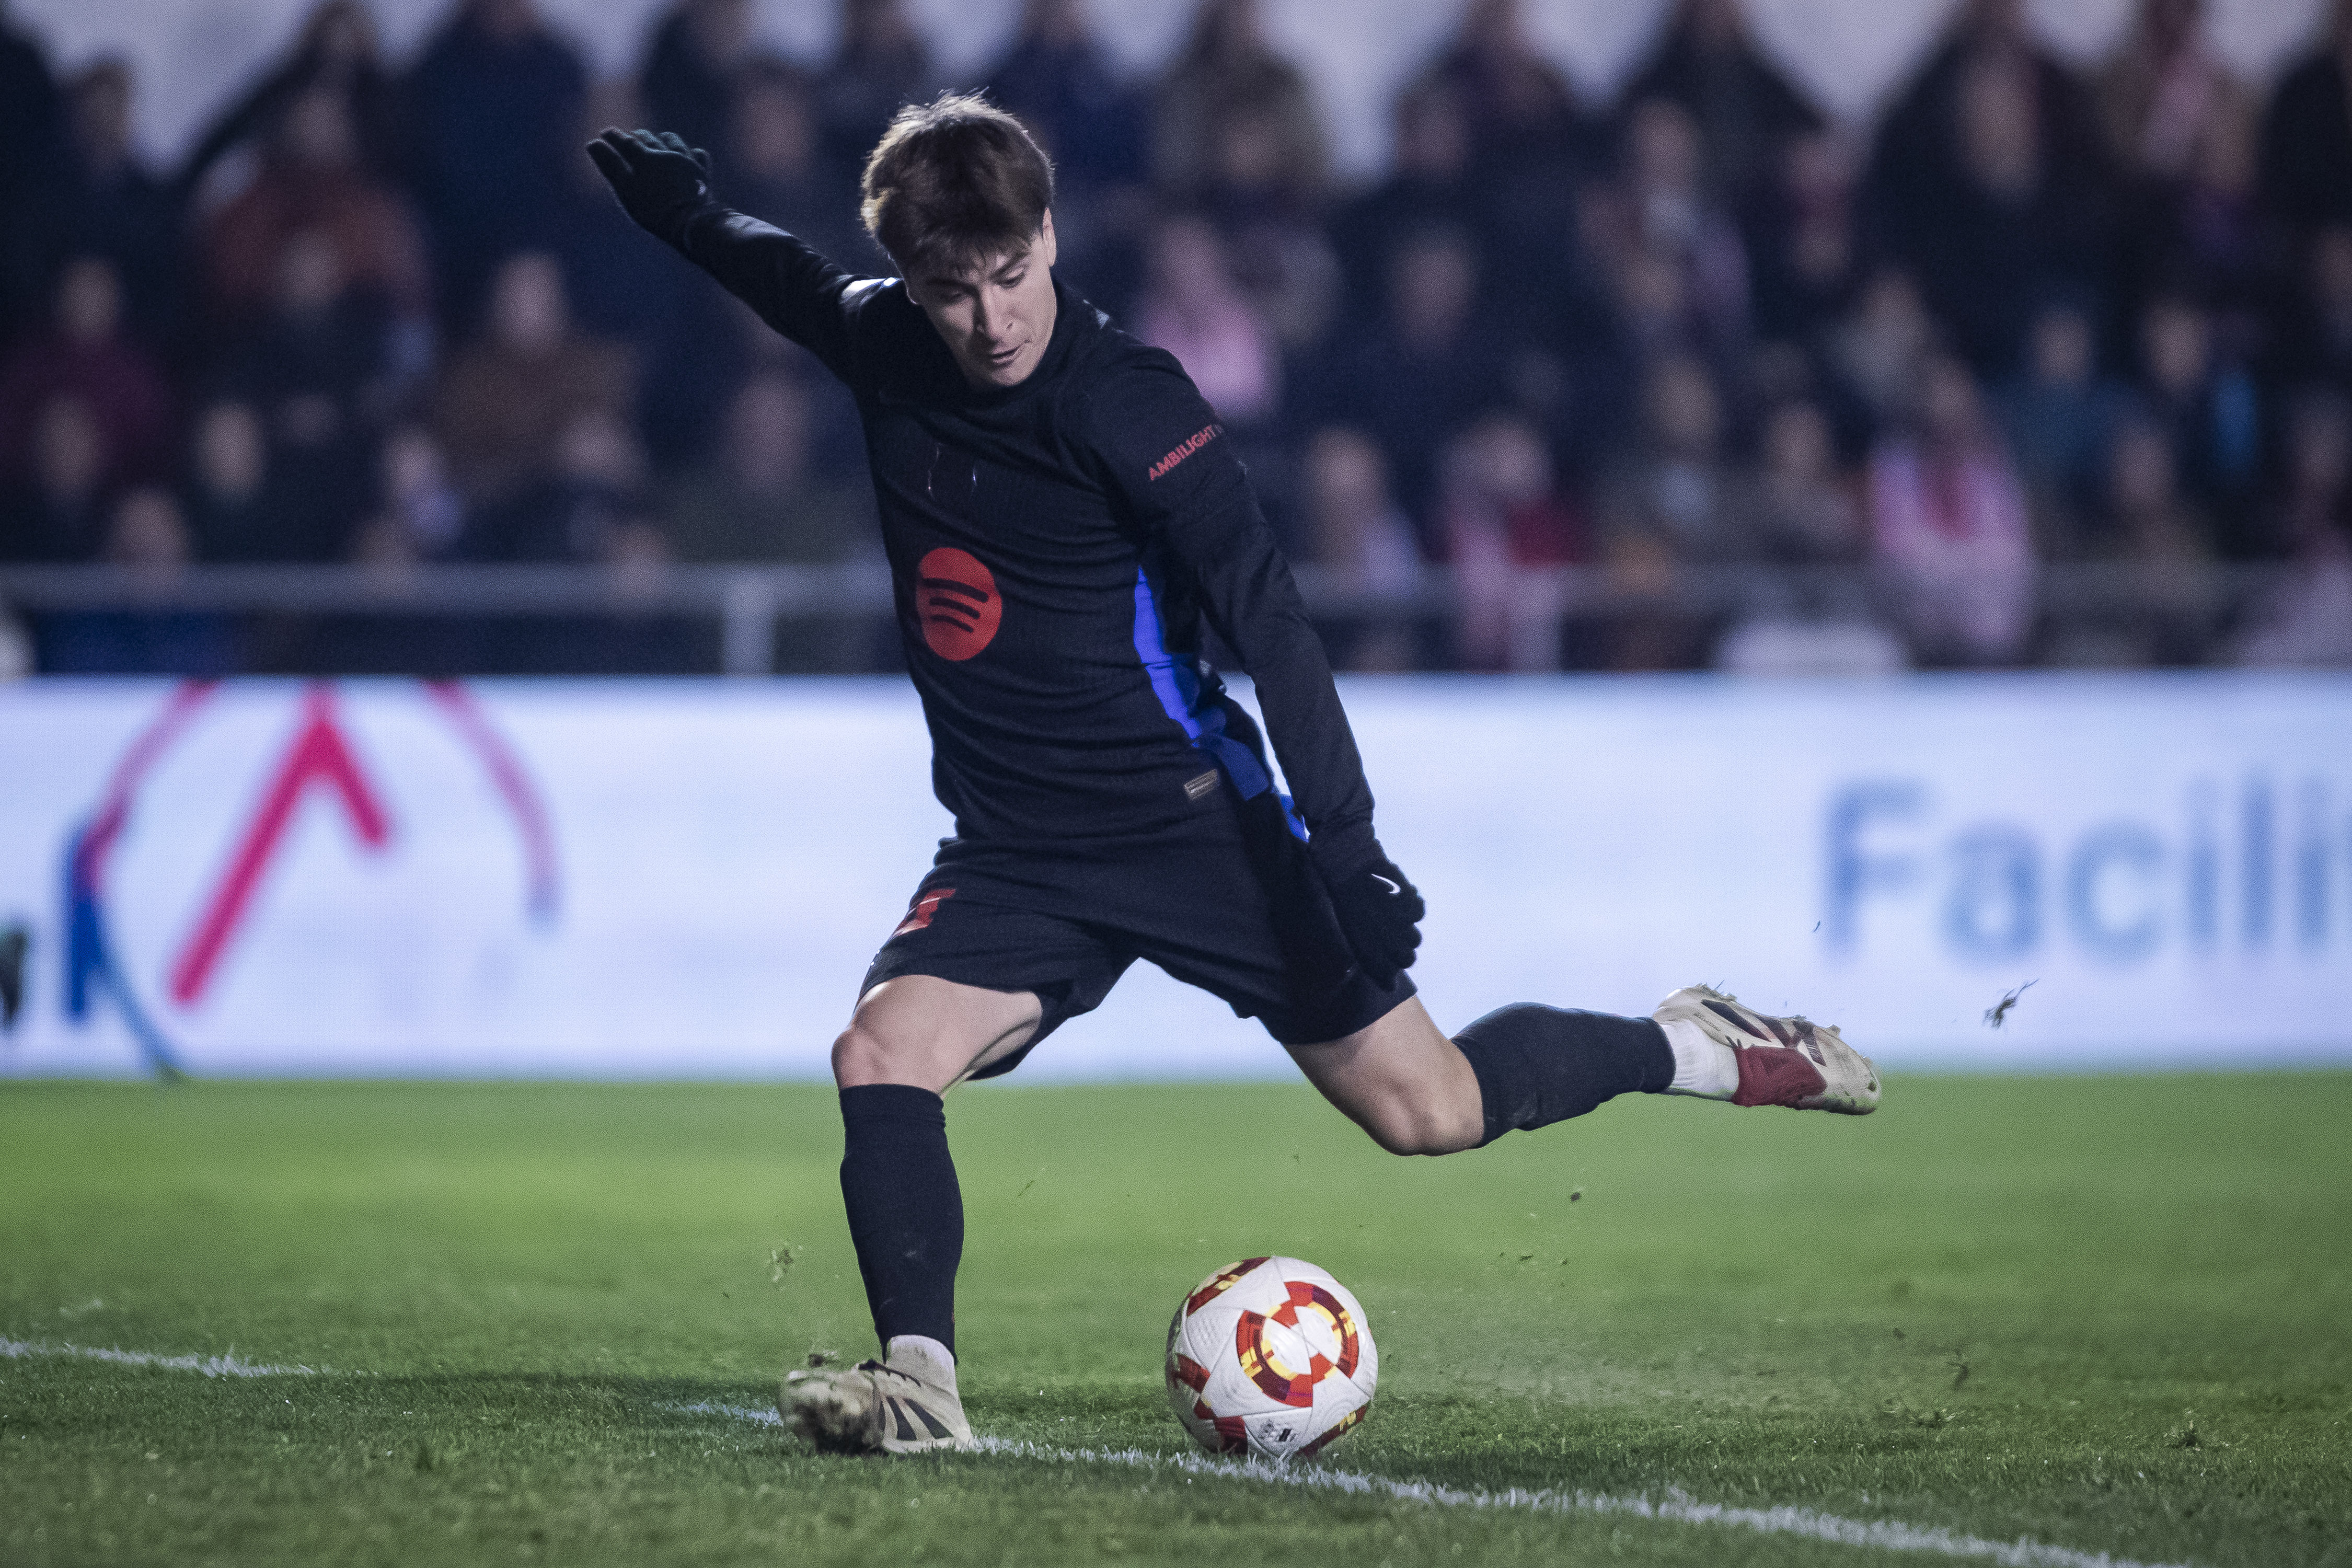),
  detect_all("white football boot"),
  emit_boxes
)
[780,1335,975,1454]
[1654,984,1881,1114]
